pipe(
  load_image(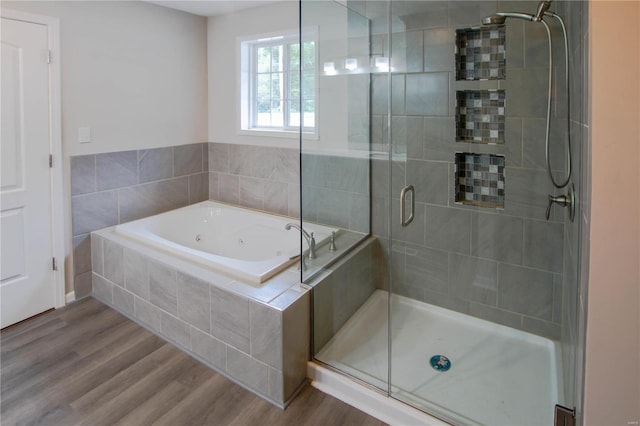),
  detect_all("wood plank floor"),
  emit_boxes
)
[1,297,387,426]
